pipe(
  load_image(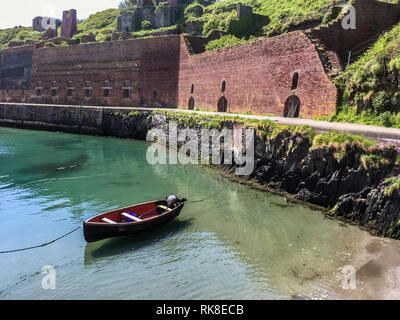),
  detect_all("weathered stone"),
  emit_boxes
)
[42,28,57,40]
[118,11,135,32]
[81,33,96,44]
[237,3,253,19]
[155,4,171,28]
[61,9,77,38]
